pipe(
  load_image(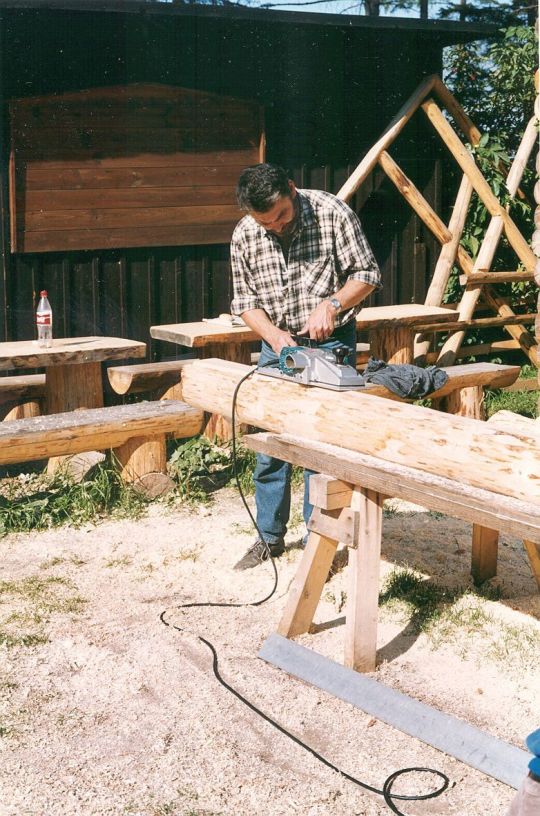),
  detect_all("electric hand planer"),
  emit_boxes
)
[258,342,365,392]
